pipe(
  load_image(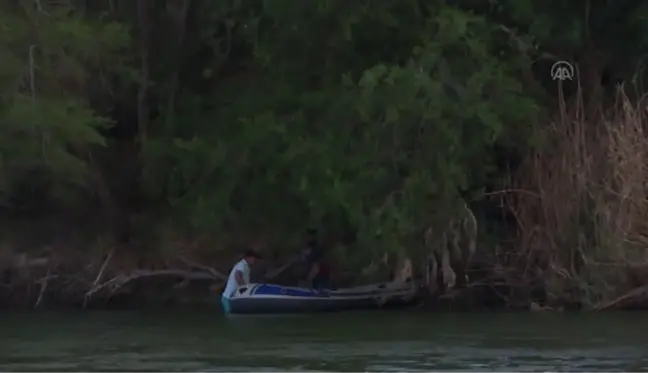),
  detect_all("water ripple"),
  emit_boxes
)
[1,311,648,371]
